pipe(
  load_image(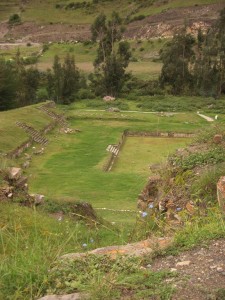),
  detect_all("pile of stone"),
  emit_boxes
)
[0,167,44,206]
